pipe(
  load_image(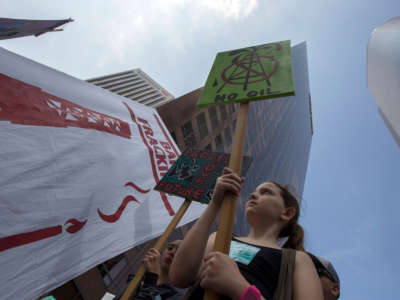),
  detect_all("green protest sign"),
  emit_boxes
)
[155,148,252,204]
[197,40,295,108]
